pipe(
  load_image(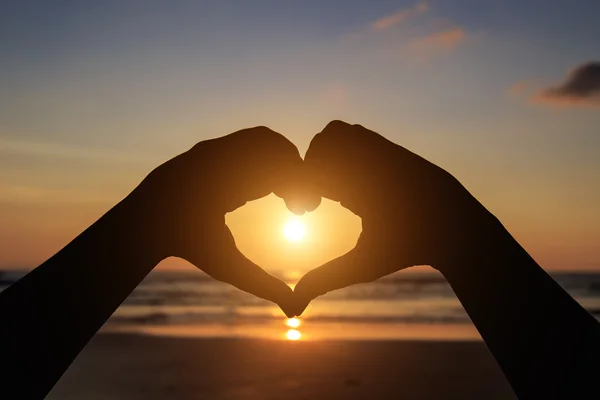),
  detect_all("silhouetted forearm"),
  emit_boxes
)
[442,215,600,399]
[0,196,162,399]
